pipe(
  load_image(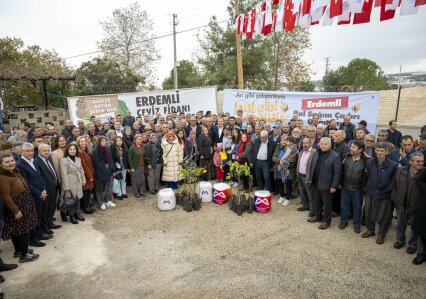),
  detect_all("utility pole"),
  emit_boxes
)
[173,13,178,89]
[395,65,402,121]
[235,0,244,89]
